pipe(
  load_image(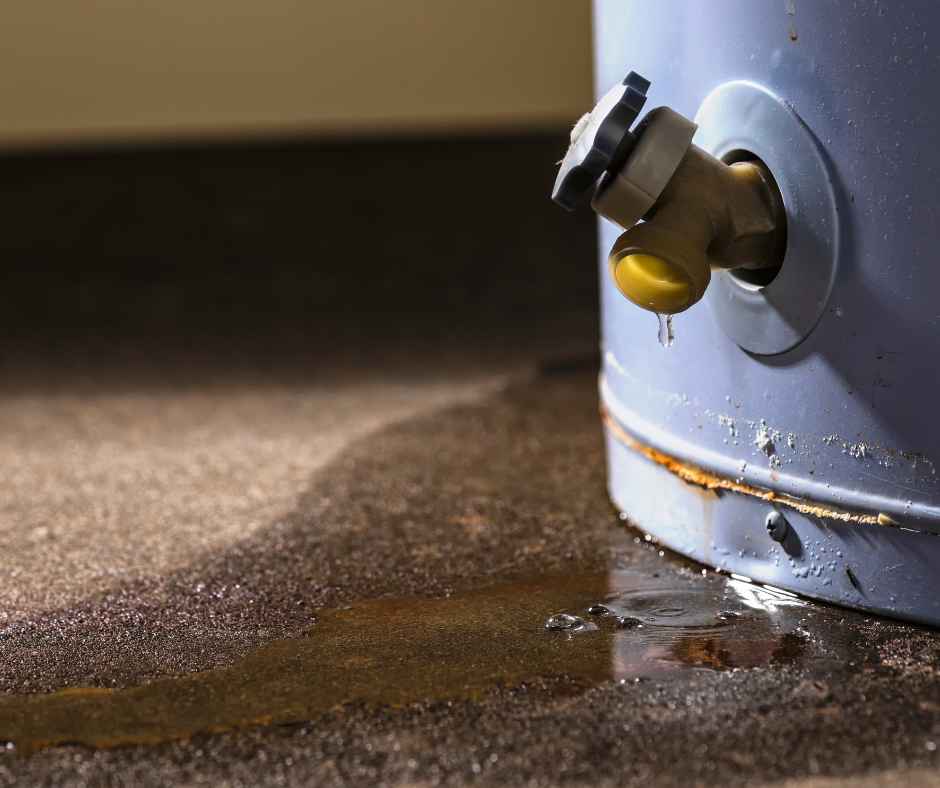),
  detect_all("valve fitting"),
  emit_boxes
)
[553,74,786,315]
